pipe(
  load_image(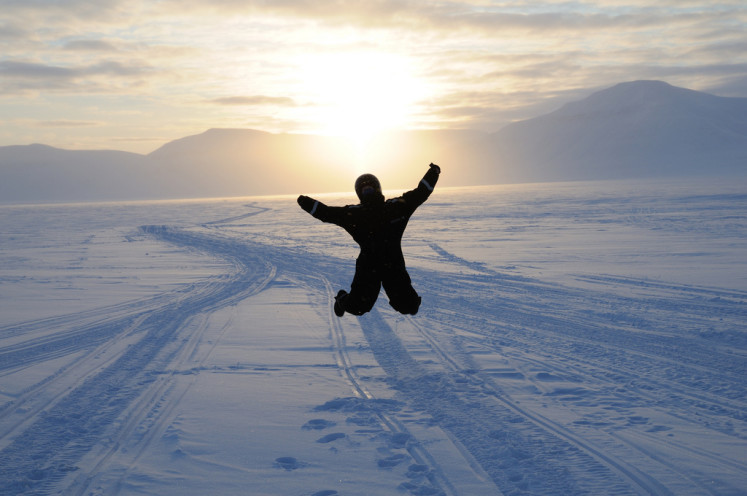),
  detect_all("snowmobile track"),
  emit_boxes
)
[0,226,276,495]
[323,278,458,496]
